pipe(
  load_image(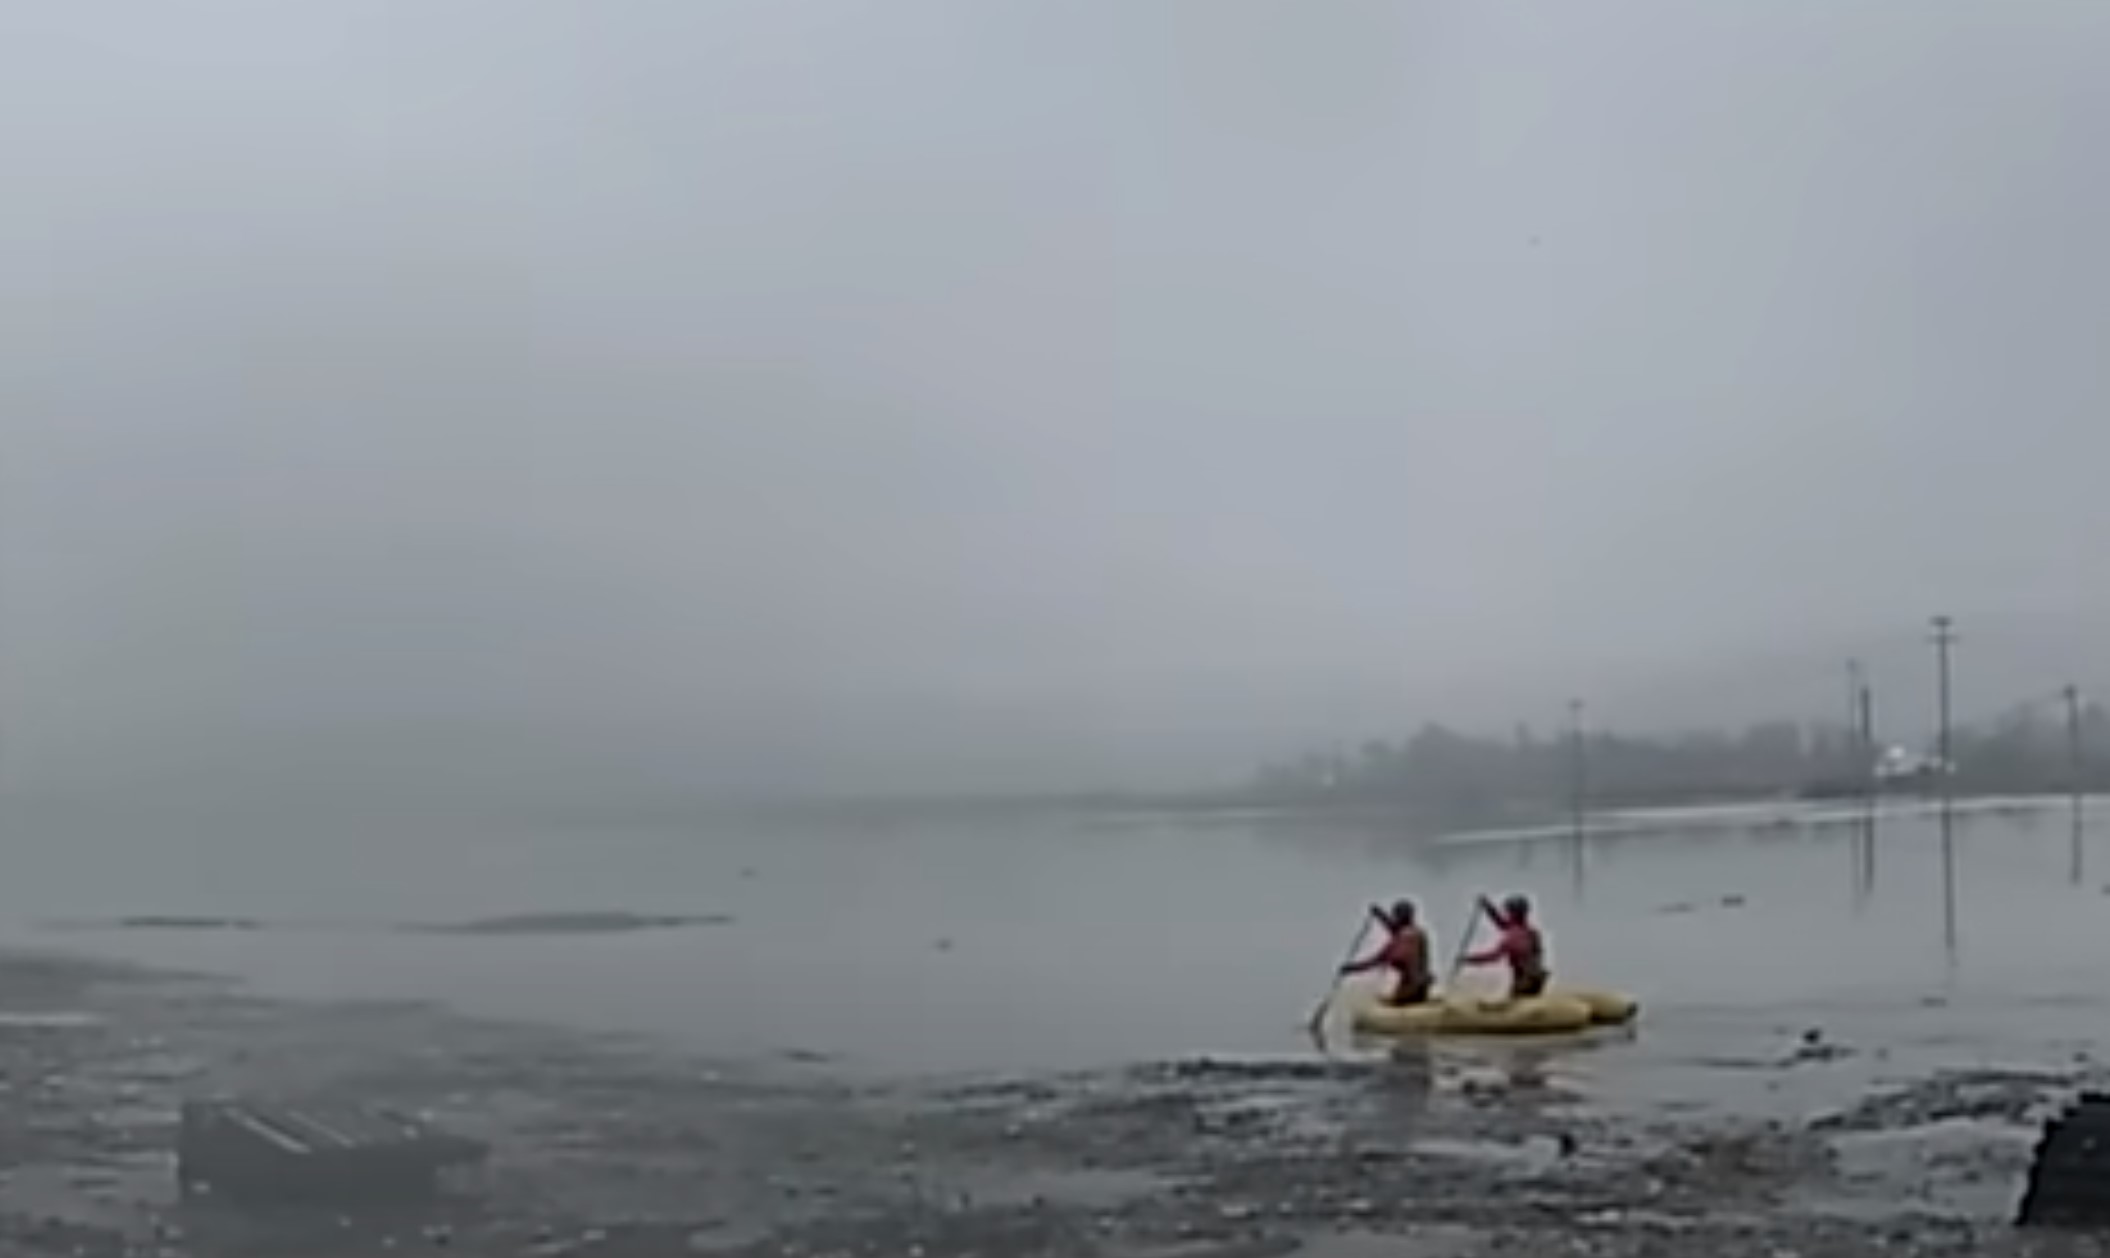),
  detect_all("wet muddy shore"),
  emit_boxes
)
[0,948,2103,1257]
